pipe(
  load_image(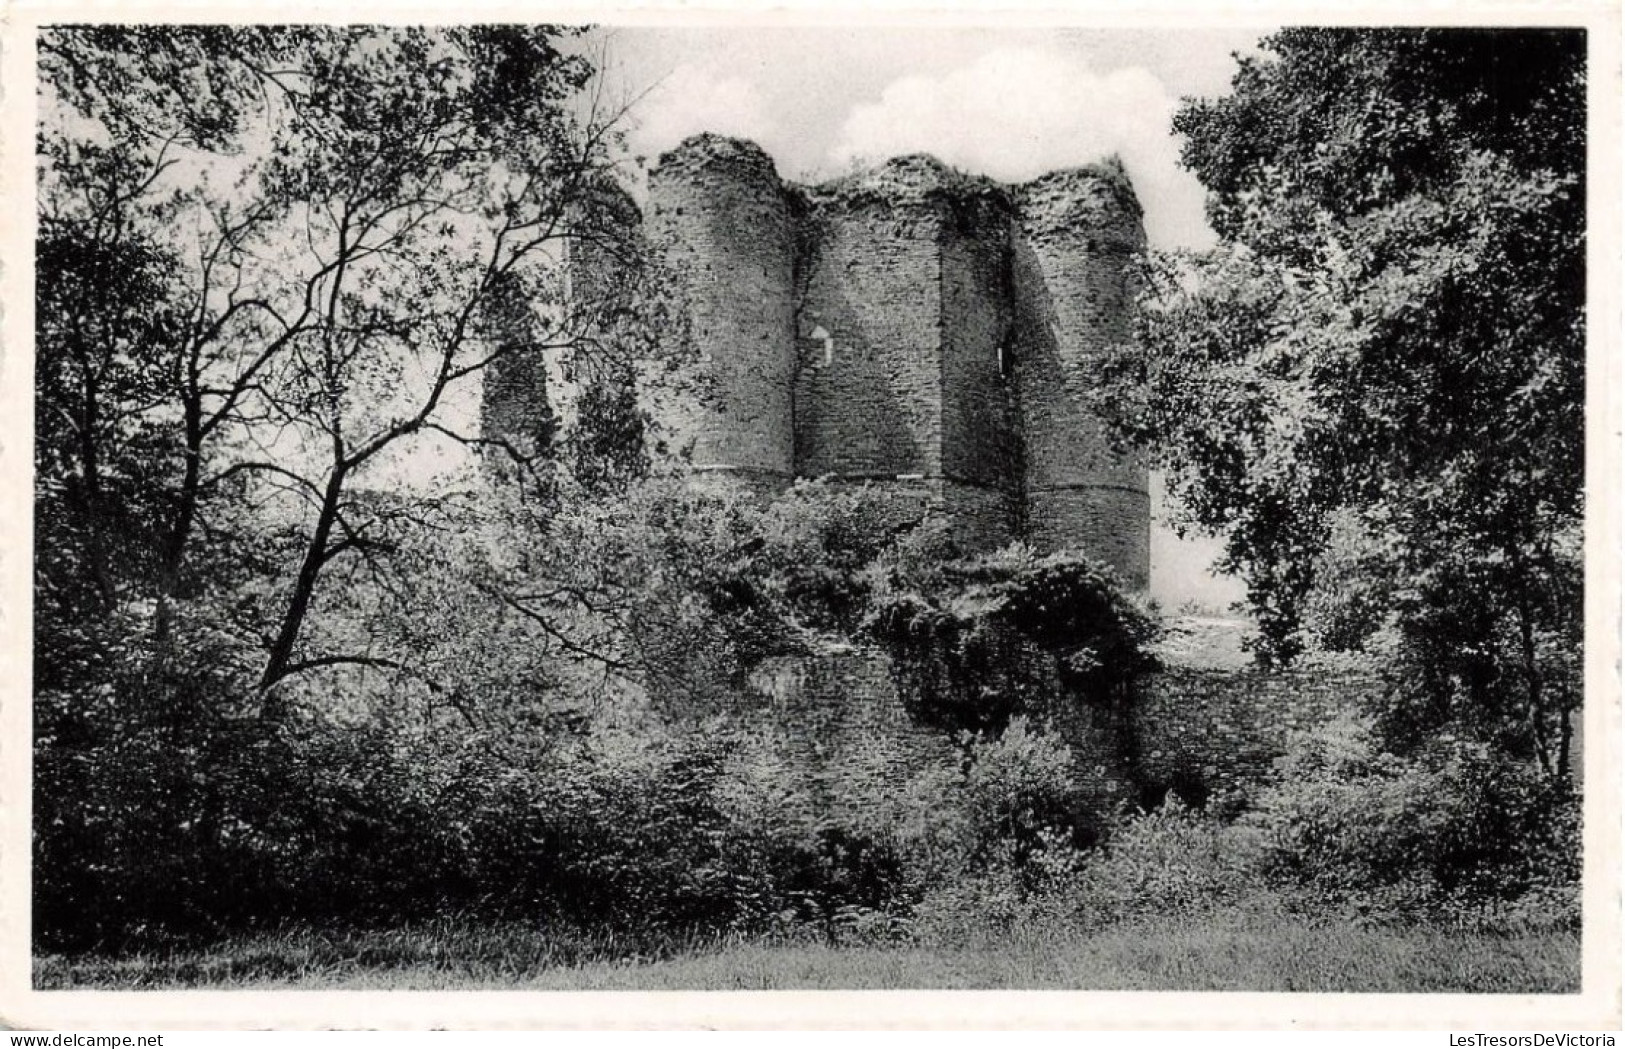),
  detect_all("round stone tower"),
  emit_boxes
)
[1012,160,1150,589]
[793,156,1020,550]
[647,134,796,491]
